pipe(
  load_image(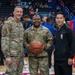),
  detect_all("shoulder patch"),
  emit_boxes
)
[2,25,8,36]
